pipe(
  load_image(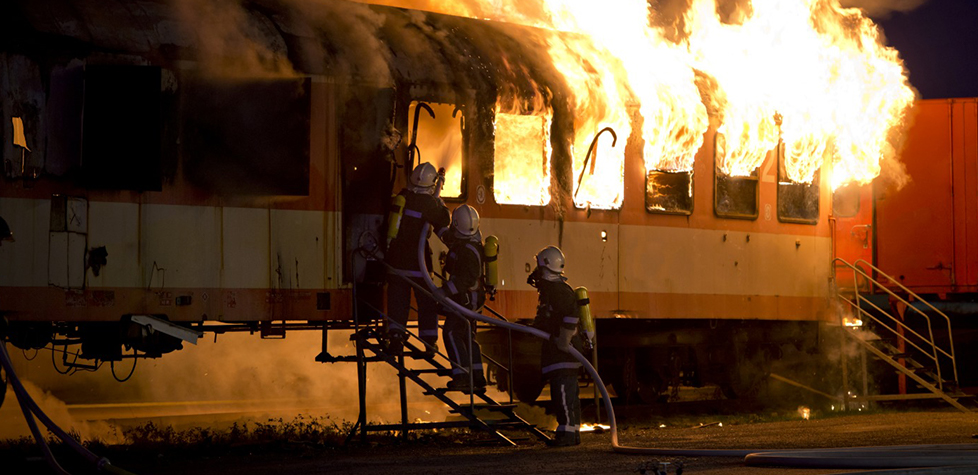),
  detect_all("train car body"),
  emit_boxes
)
[0,0,839,403]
